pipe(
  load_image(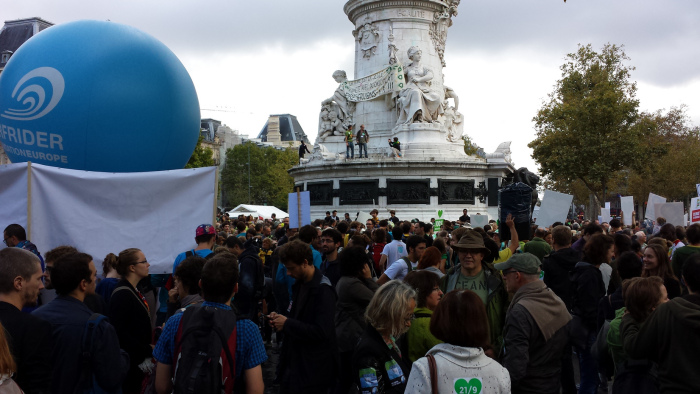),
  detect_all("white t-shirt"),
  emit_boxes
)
[385,257,418,281]
[381,240,408,265]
